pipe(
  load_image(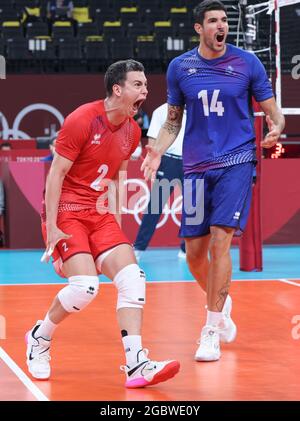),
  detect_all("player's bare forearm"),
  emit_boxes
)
[259,98,285,133]
[259,97,285,148]
[153,105,184,155]
[147,137,156,148]
[45,168,65,228]
[45,154,73,228]
[267,105,285,133]
[43,159,72,259]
